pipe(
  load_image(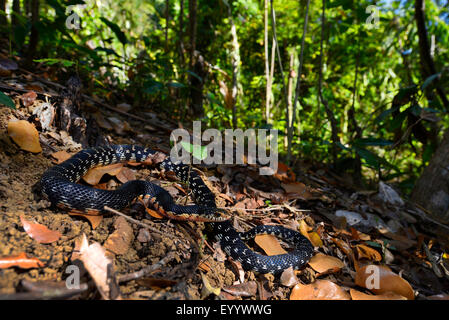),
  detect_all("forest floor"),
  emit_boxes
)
[1,61,449,300]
